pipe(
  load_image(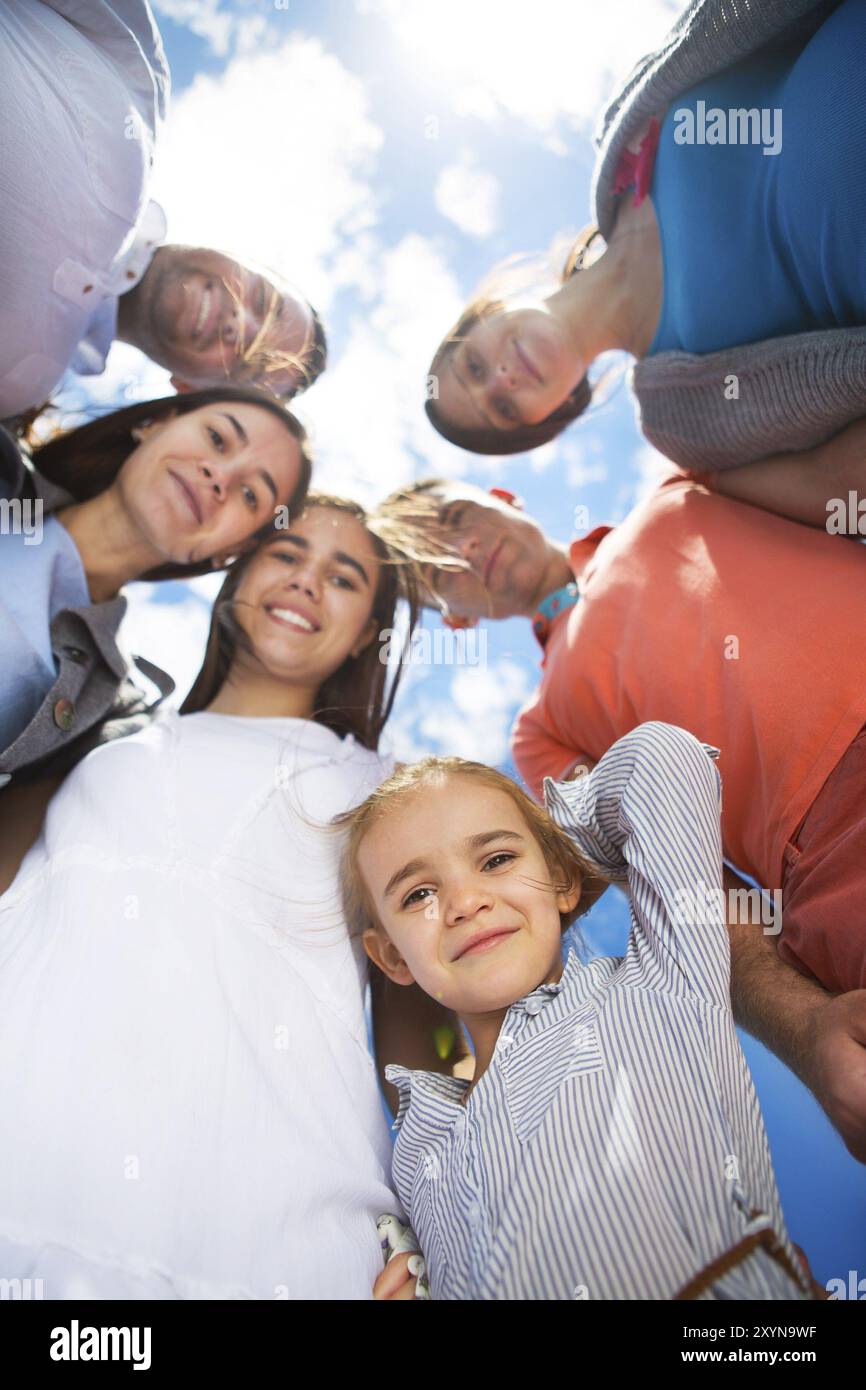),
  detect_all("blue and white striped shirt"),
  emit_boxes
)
[385,722,813,1301]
